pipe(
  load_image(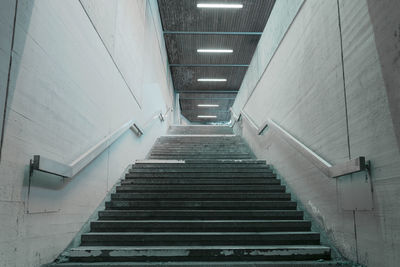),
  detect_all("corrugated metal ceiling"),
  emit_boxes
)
[157,0,275,123]
[165,34,260,65]
[158,0,275,32]
[171,66,247,92]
